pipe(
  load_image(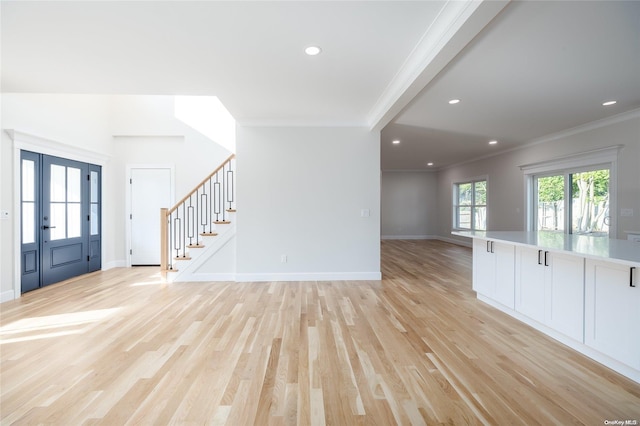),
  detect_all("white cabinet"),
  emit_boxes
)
[457,231,640,382]
[515,246,585,341]
[545,251,585,341]
[473,239,515,308]
[585,259,640,370]
[515,246,546,322]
